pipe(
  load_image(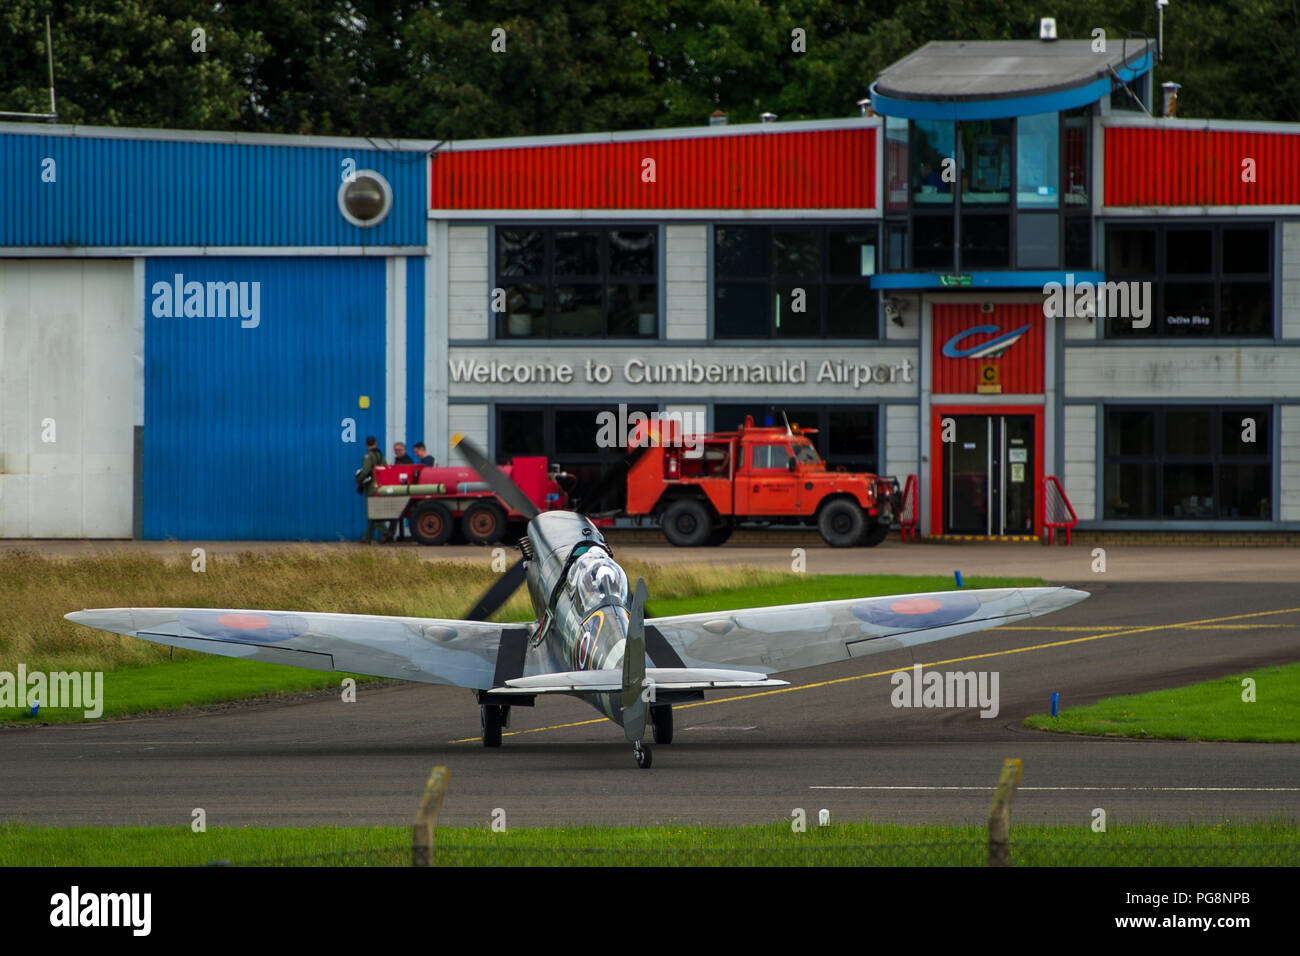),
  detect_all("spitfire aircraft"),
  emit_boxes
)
[67,435,1088,768]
